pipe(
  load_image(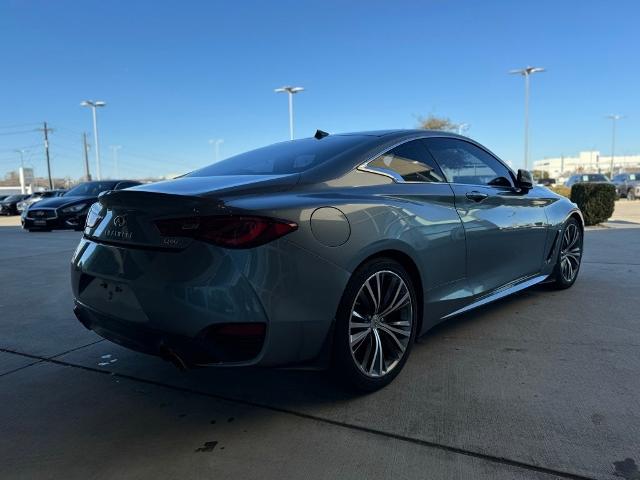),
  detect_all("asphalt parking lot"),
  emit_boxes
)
[1,213,639,480]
